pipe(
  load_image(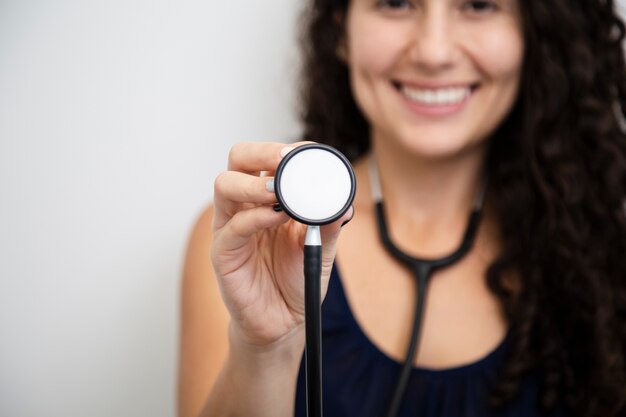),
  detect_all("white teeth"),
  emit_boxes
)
[401,85,471,105]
